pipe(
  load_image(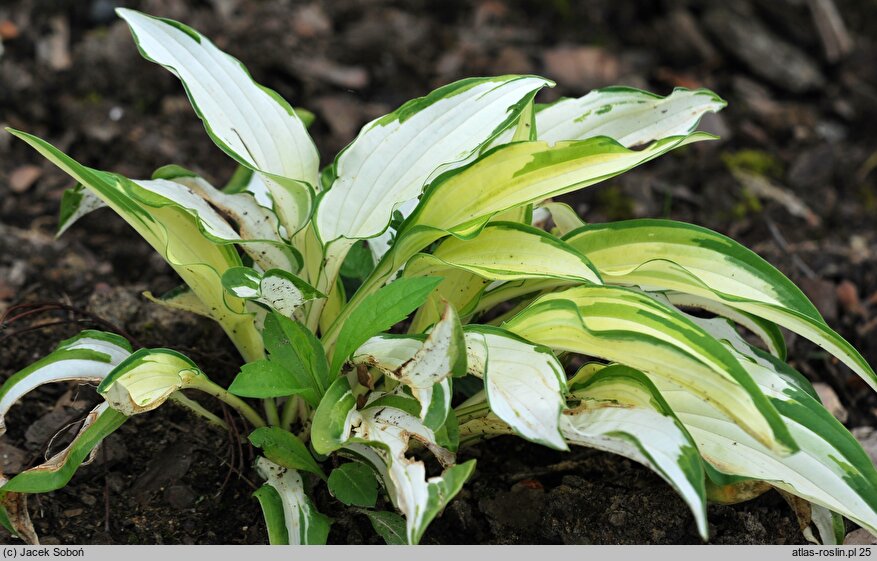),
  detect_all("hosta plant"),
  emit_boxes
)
[2,9,876,545]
